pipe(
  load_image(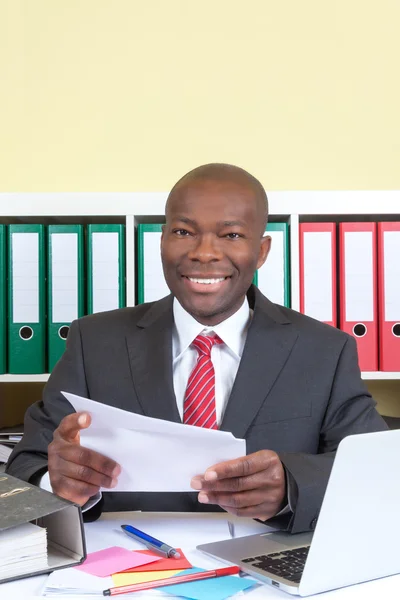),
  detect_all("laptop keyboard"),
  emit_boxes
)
[241,545,310,584]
